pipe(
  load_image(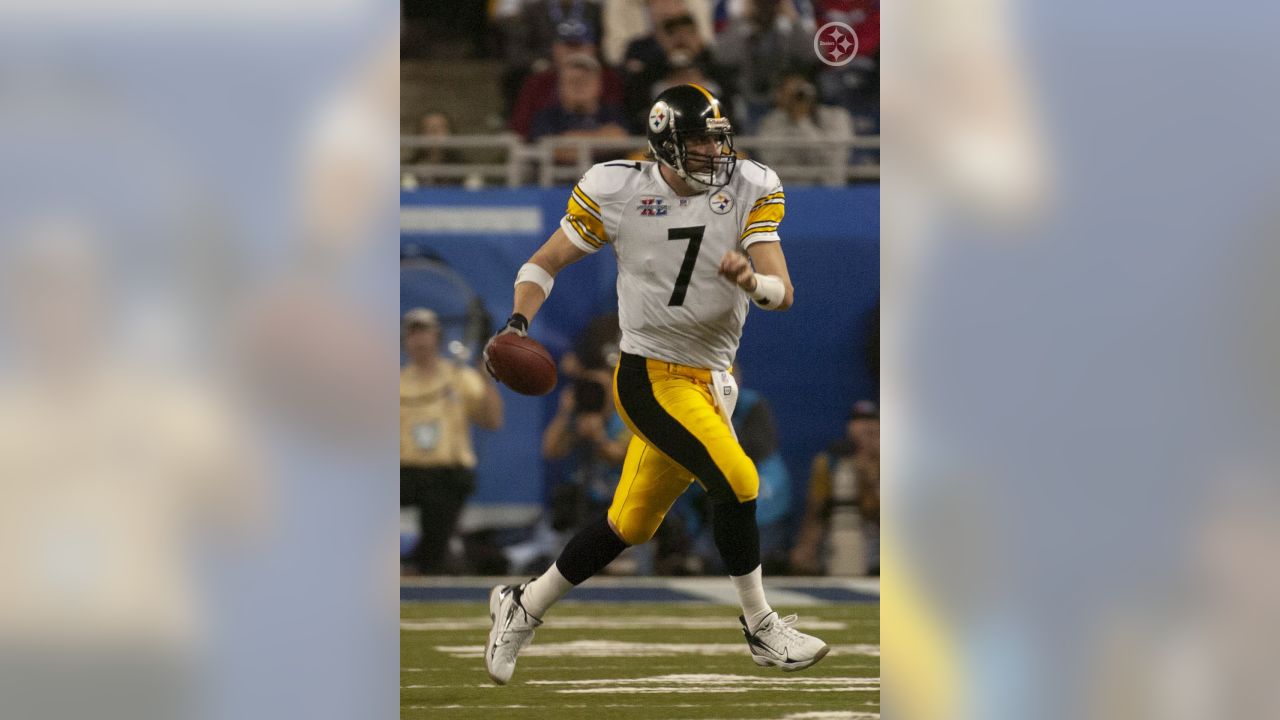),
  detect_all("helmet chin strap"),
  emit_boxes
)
[673,155,715,193]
